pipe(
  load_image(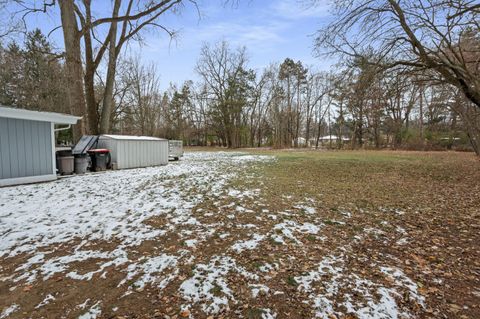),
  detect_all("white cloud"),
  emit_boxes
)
[193,21,288,49]
[272,0,331,19]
